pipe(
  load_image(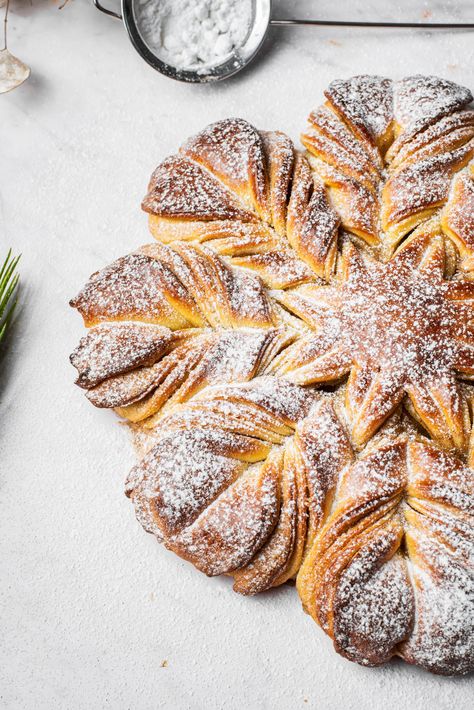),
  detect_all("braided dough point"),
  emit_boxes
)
[298,437,474,675]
